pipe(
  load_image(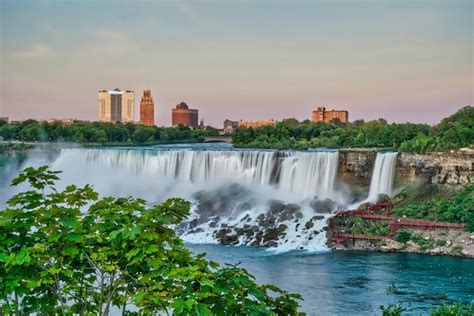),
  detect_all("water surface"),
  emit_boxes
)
[188,244,474,315]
